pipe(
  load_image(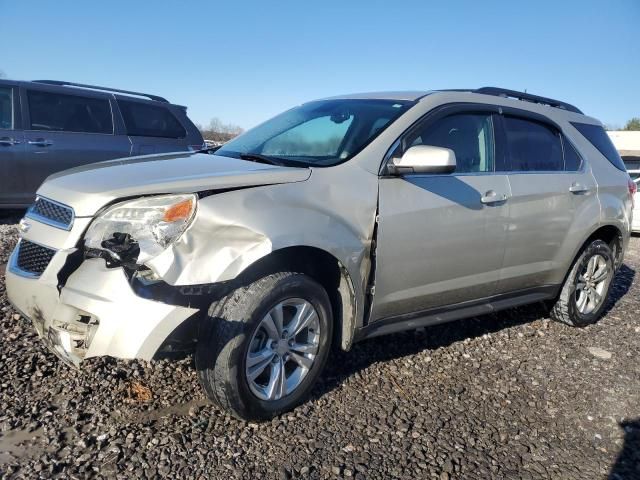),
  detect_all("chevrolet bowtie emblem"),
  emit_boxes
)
[18,219,31,233]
